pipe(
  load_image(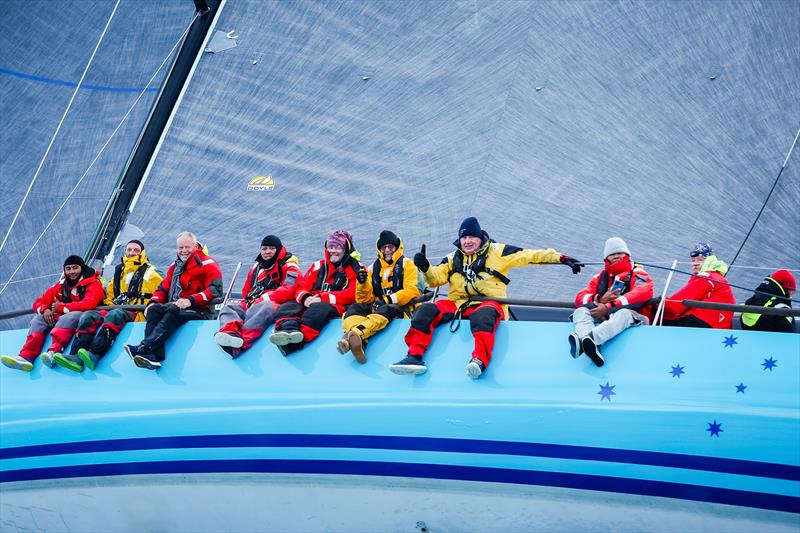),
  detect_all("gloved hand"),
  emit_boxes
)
[560,255,584,275]
[356,265,368,283]
[414,244,430,273]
